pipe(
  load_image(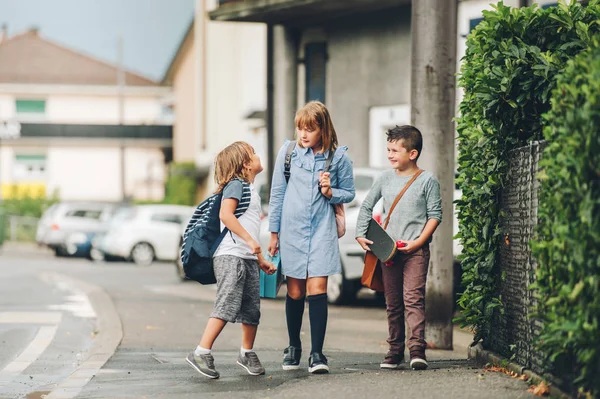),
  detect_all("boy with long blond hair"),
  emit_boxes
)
[186,141,276,379]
